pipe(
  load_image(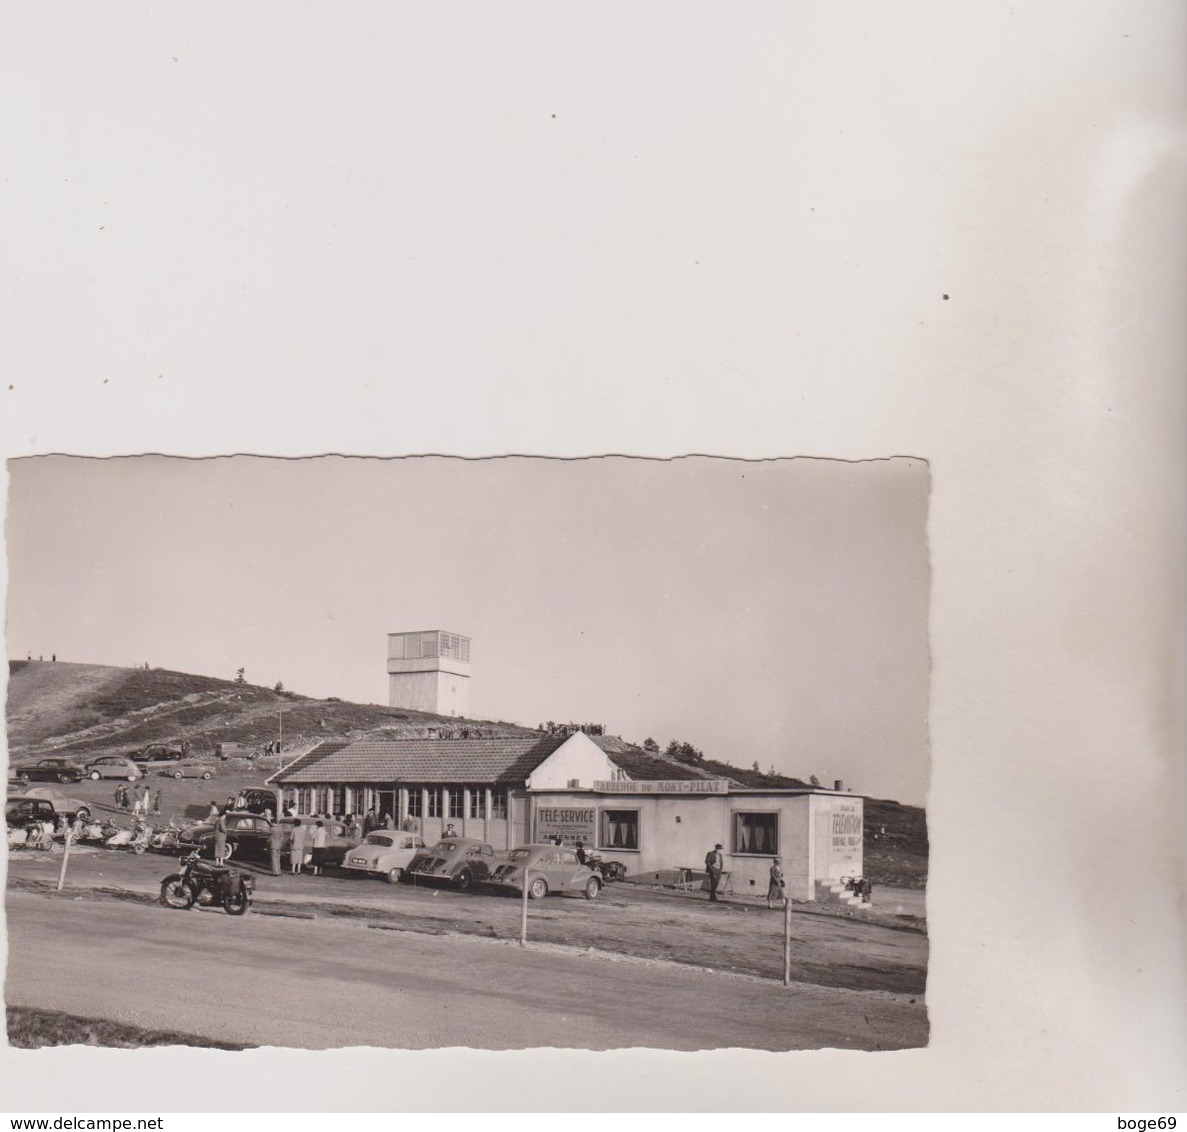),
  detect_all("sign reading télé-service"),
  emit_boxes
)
[534,806,597,845]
